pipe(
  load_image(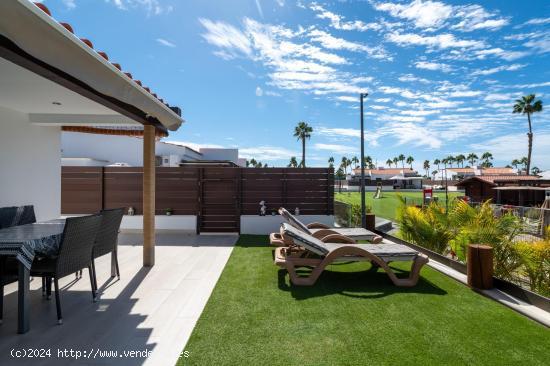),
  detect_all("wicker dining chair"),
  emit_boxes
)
[90,208,124,293]
[30,214,102,325]
[0,257,19,324]
[14,205,36,226]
